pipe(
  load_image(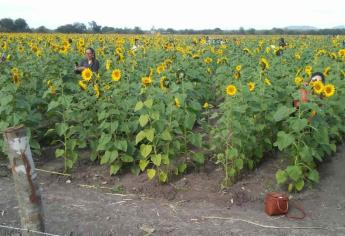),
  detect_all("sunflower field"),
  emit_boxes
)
[0,33,344,191]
